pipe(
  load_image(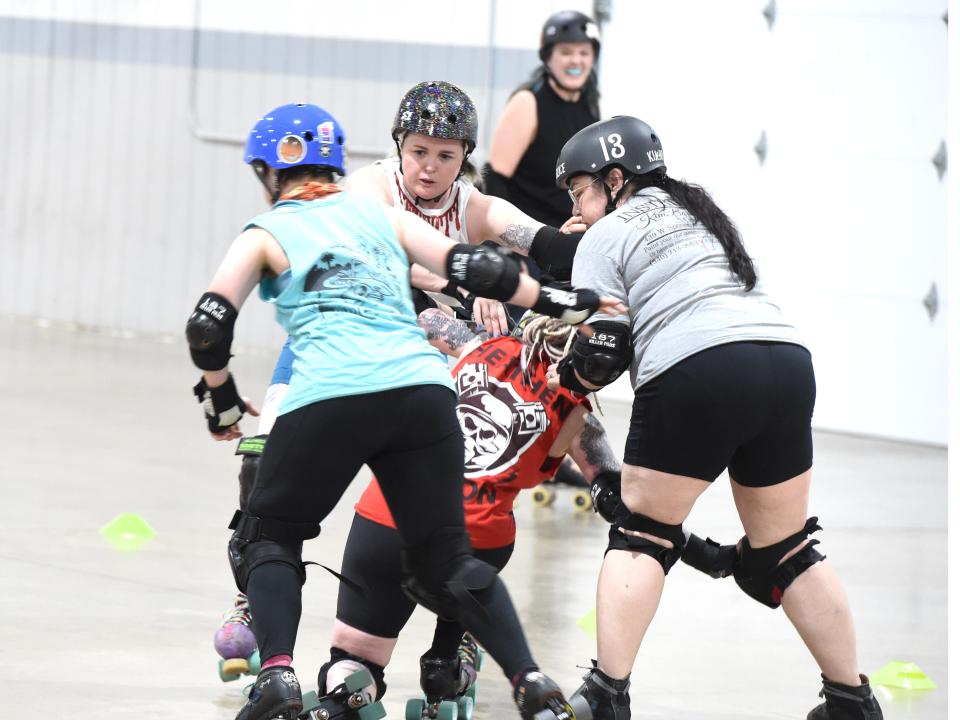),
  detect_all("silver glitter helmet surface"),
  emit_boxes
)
[391,81,479,153]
